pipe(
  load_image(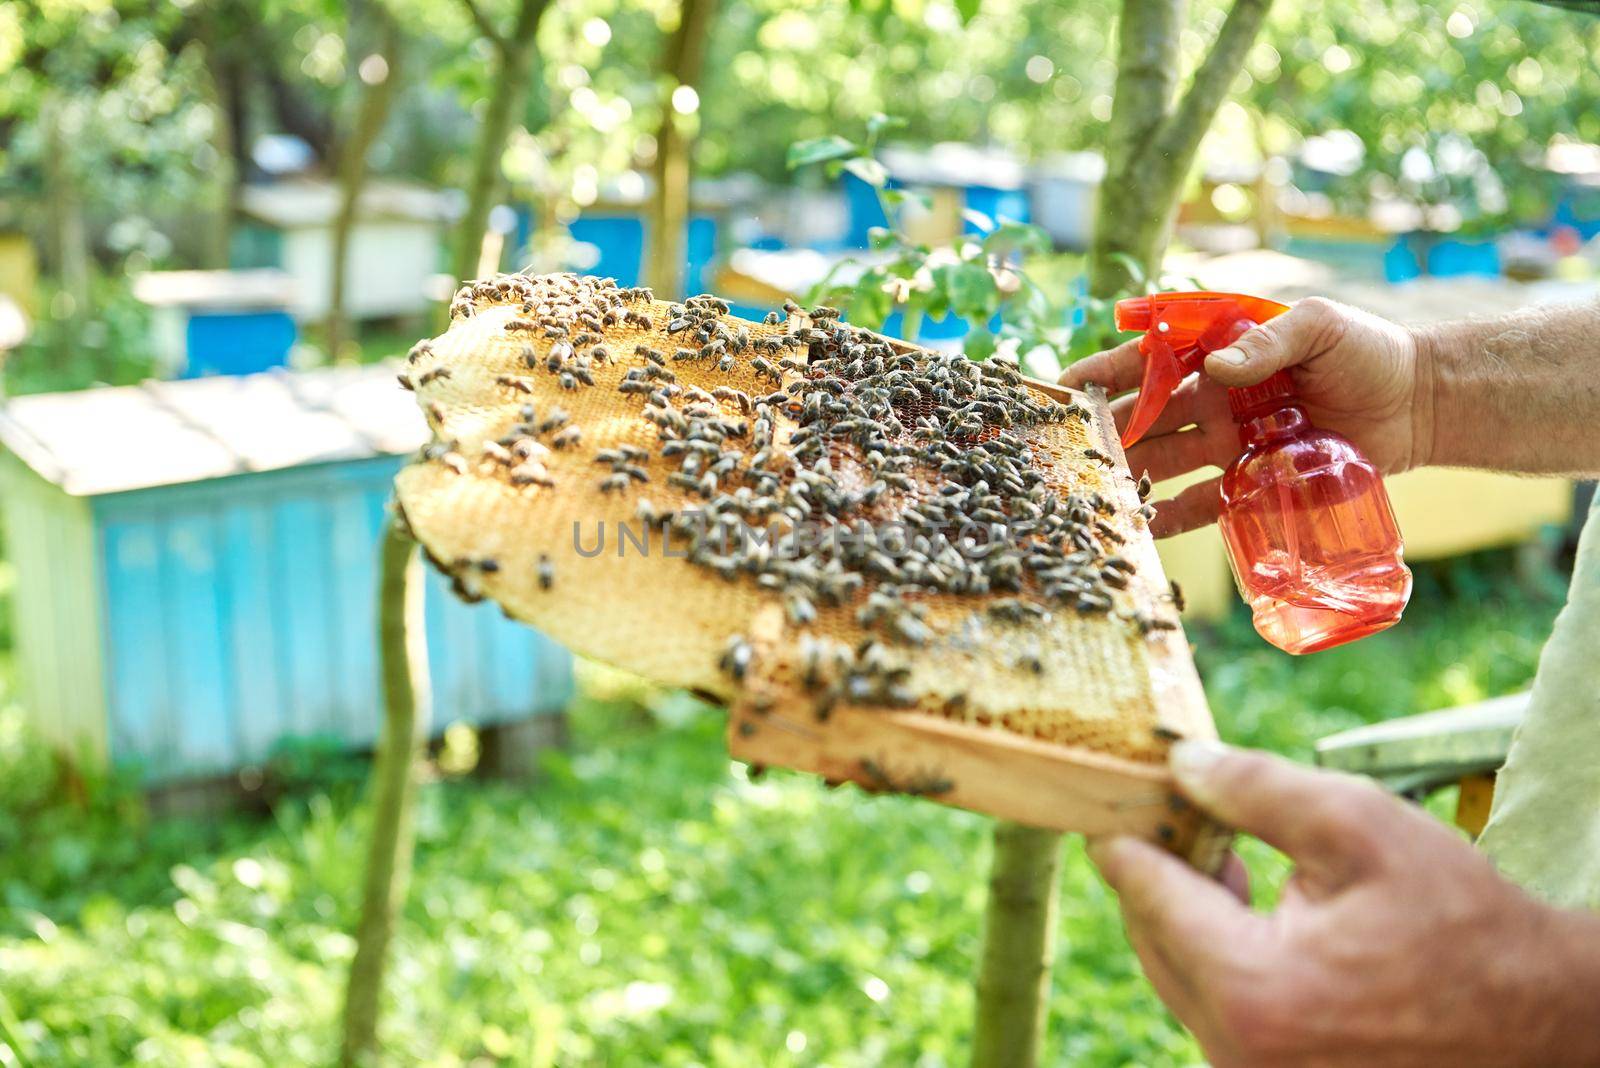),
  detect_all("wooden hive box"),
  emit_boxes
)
[0,364,573,788]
